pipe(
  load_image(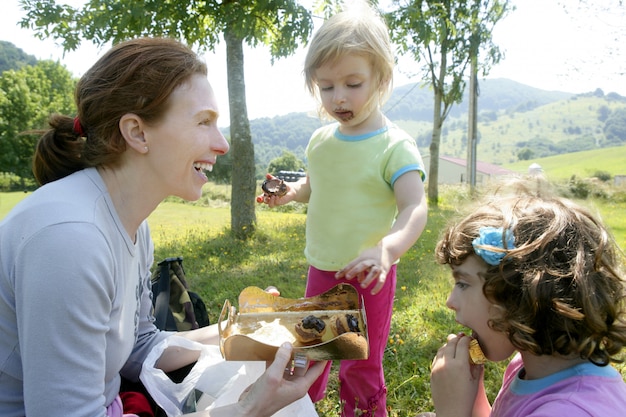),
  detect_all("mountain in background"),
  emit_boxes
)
[0,41,37,73]
[243,79,626,170]
[384,78,573,122]
[2,40,625,172]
